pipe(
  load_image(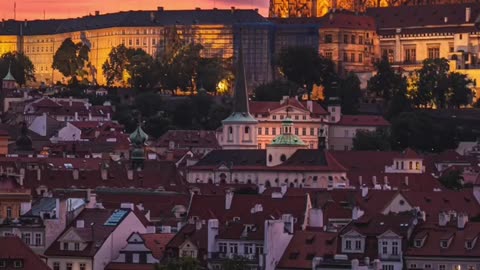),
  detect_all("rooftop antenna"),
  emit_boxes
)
[43,10,46,20]
[14,2,16,20]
